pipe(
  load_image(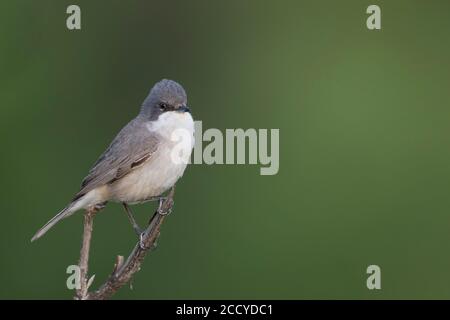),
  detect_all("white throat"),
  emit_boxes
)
[146,111,194,139]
